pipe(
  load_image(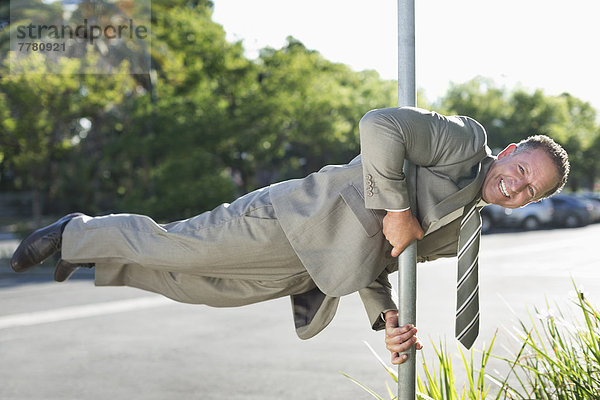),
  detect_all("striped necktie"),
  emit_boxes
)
[455,200,482,349]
